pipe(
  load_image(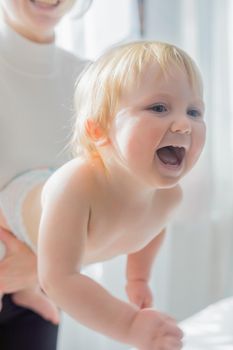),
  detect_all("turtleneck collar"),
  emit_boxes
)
[0,21,58,76]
